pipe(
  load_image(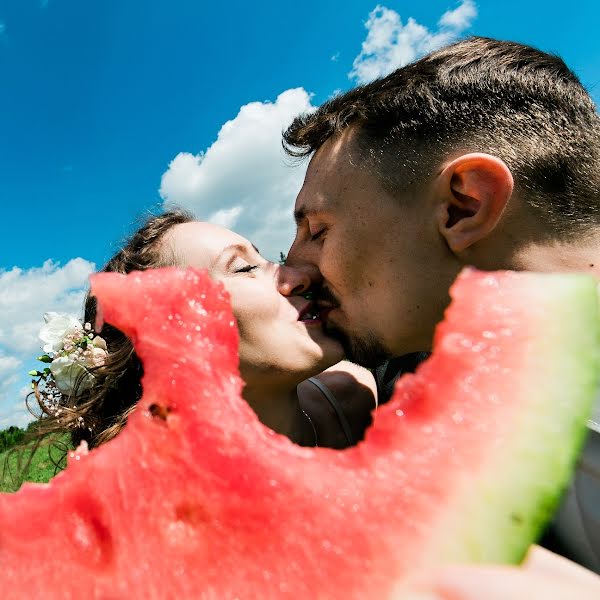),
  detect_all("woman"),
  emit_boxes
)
[33,211,376,452]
